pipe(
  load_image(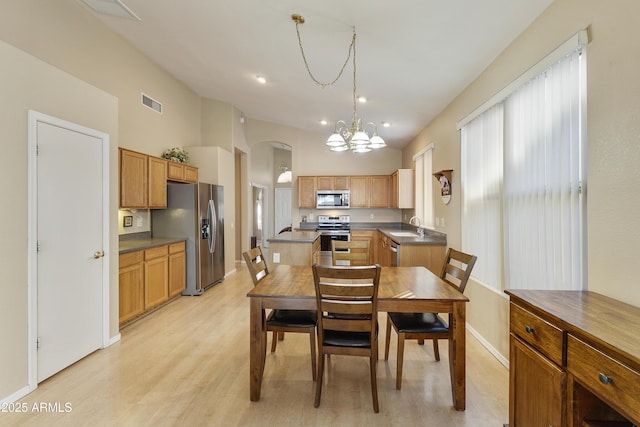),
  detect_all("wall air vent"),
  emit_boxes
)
[142,93,162,114]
